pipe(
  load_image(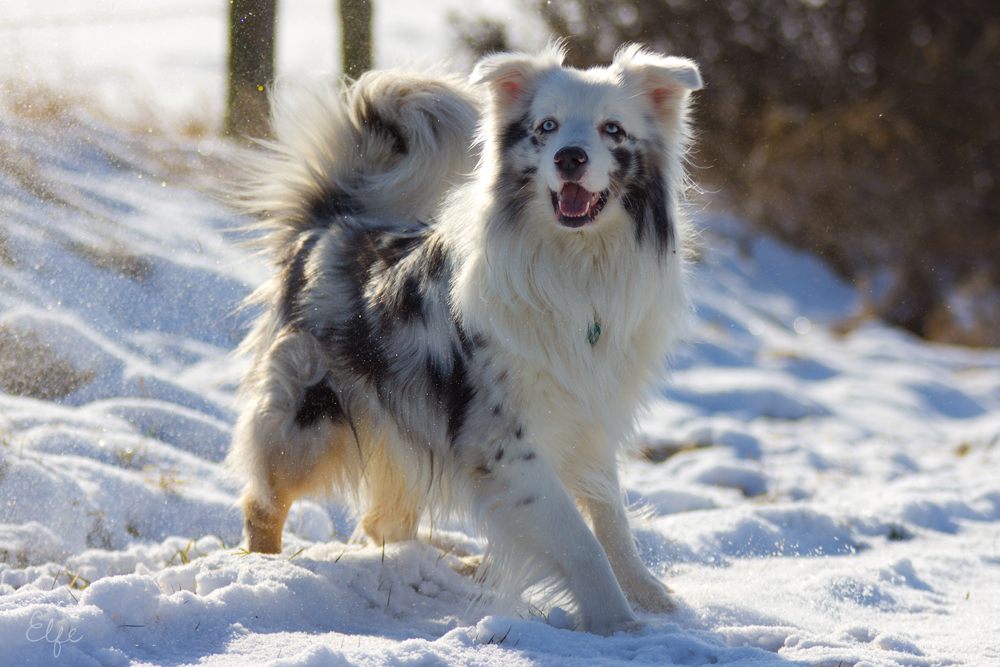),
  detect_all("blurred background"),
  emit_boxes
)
[1,0,998,346]
[459,0,1000,348]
